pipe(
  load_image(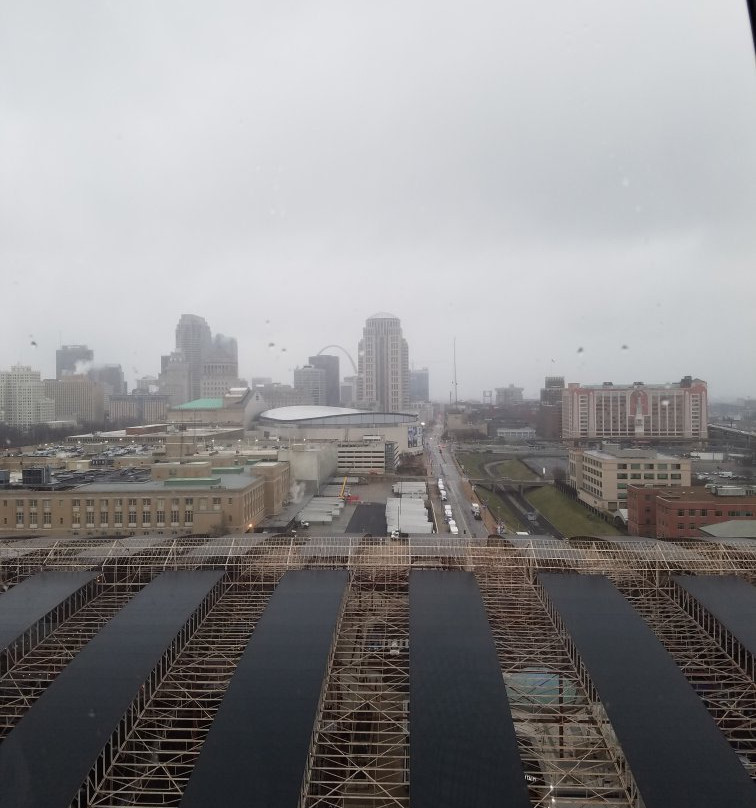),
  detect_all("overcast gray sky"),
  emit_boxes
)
[2,0,756,400]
